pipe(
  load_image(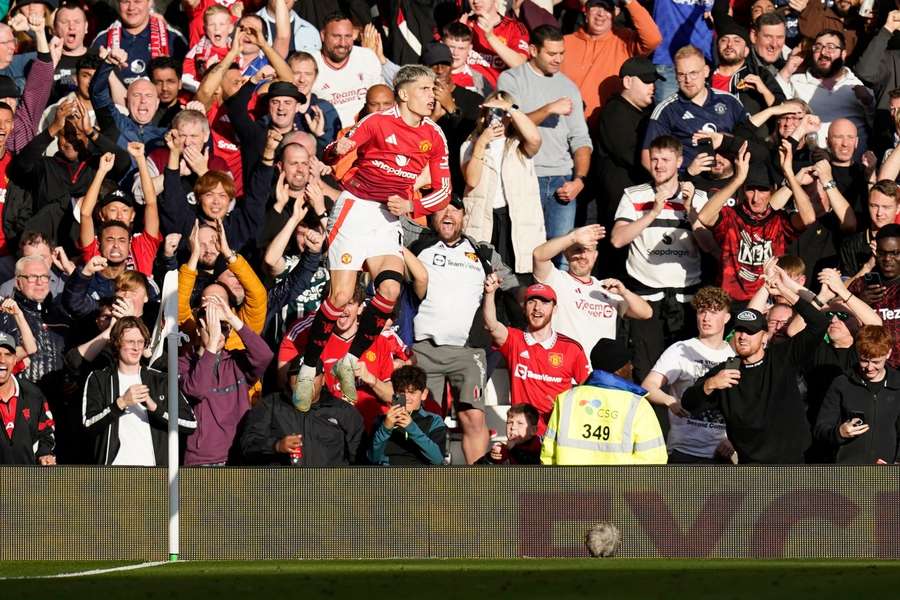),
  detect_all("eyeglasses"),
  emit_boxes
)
[675,70,705,82]
[812,43,843,53]
[825,311,849,321]
[16,274,50,283]
[876,249,900,258]
[120,339,147,348]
